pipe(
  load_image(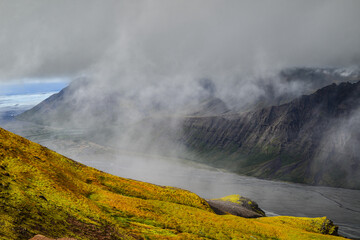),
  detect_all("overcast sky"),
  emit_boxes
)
[1,0,360,83]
